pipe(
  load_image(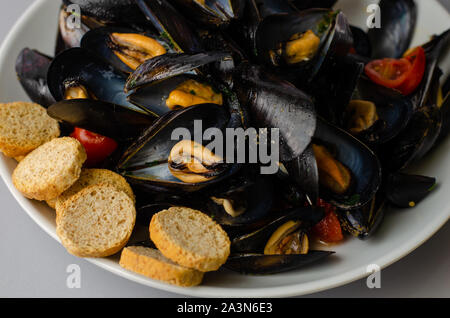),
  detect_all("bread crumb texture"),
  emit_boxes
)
[0,102,60,157]
[56,184,136,258]
[55,168,135,212]
[120,246,203,287]
[12,137,86,201]
[150,207,230,272]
